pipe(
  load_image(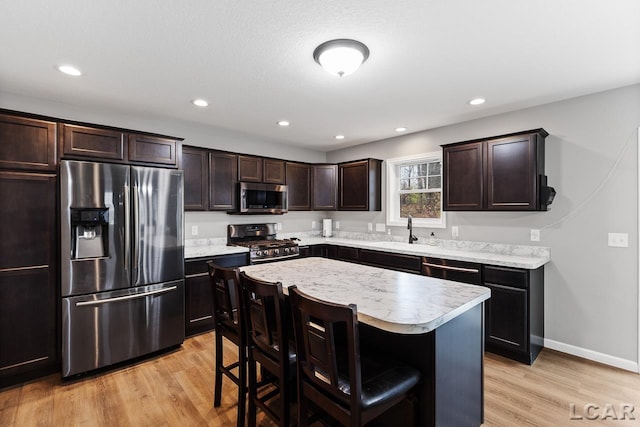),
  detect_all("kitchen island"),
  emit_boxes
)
[241,257,491,427]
